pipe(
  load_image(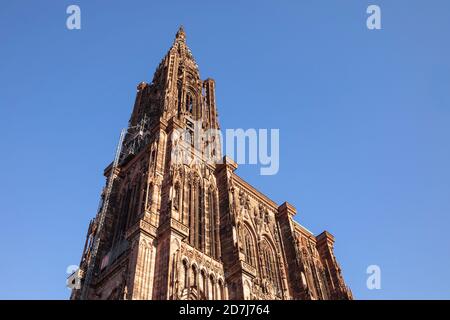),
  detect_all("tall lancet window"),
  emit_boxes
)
[188,183,194,246]
[114,186,132,245]
[127,177,142,227]
[177,84,183,115]
[197,183,204,251]
[243,226,255,266]
[173,183,181,212]
[182,259,189,289]
[191,265,198,288]
[208,189,220,259]
[261,240,281,295]
[186,94,194,114]
[188,180,204,251]
[218,279,224,300]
